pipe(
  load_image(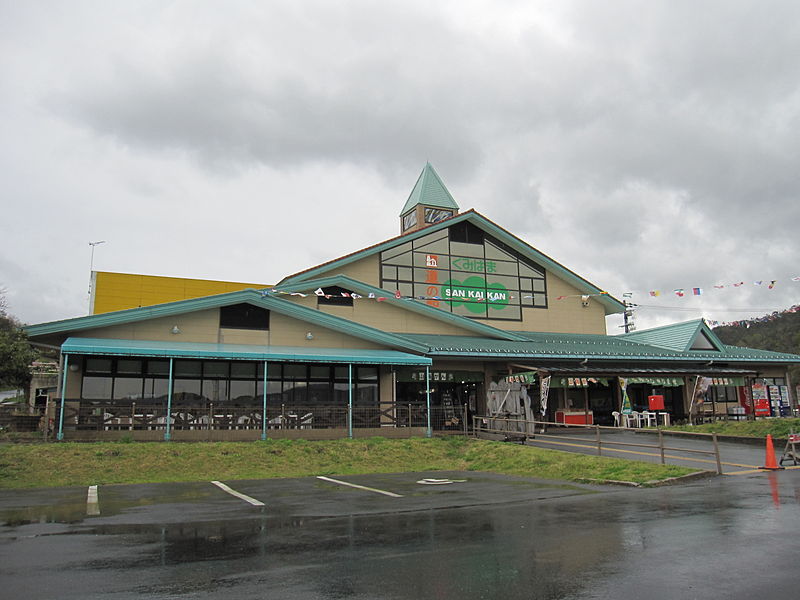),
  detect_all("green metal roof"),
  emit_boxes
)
[274,274,526,341]
[61,338,431,365]
[399,162,459,216]
[395,331,800,364]
[280,210,626,315]
[25,289,430,355]
[621,319,726,352]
